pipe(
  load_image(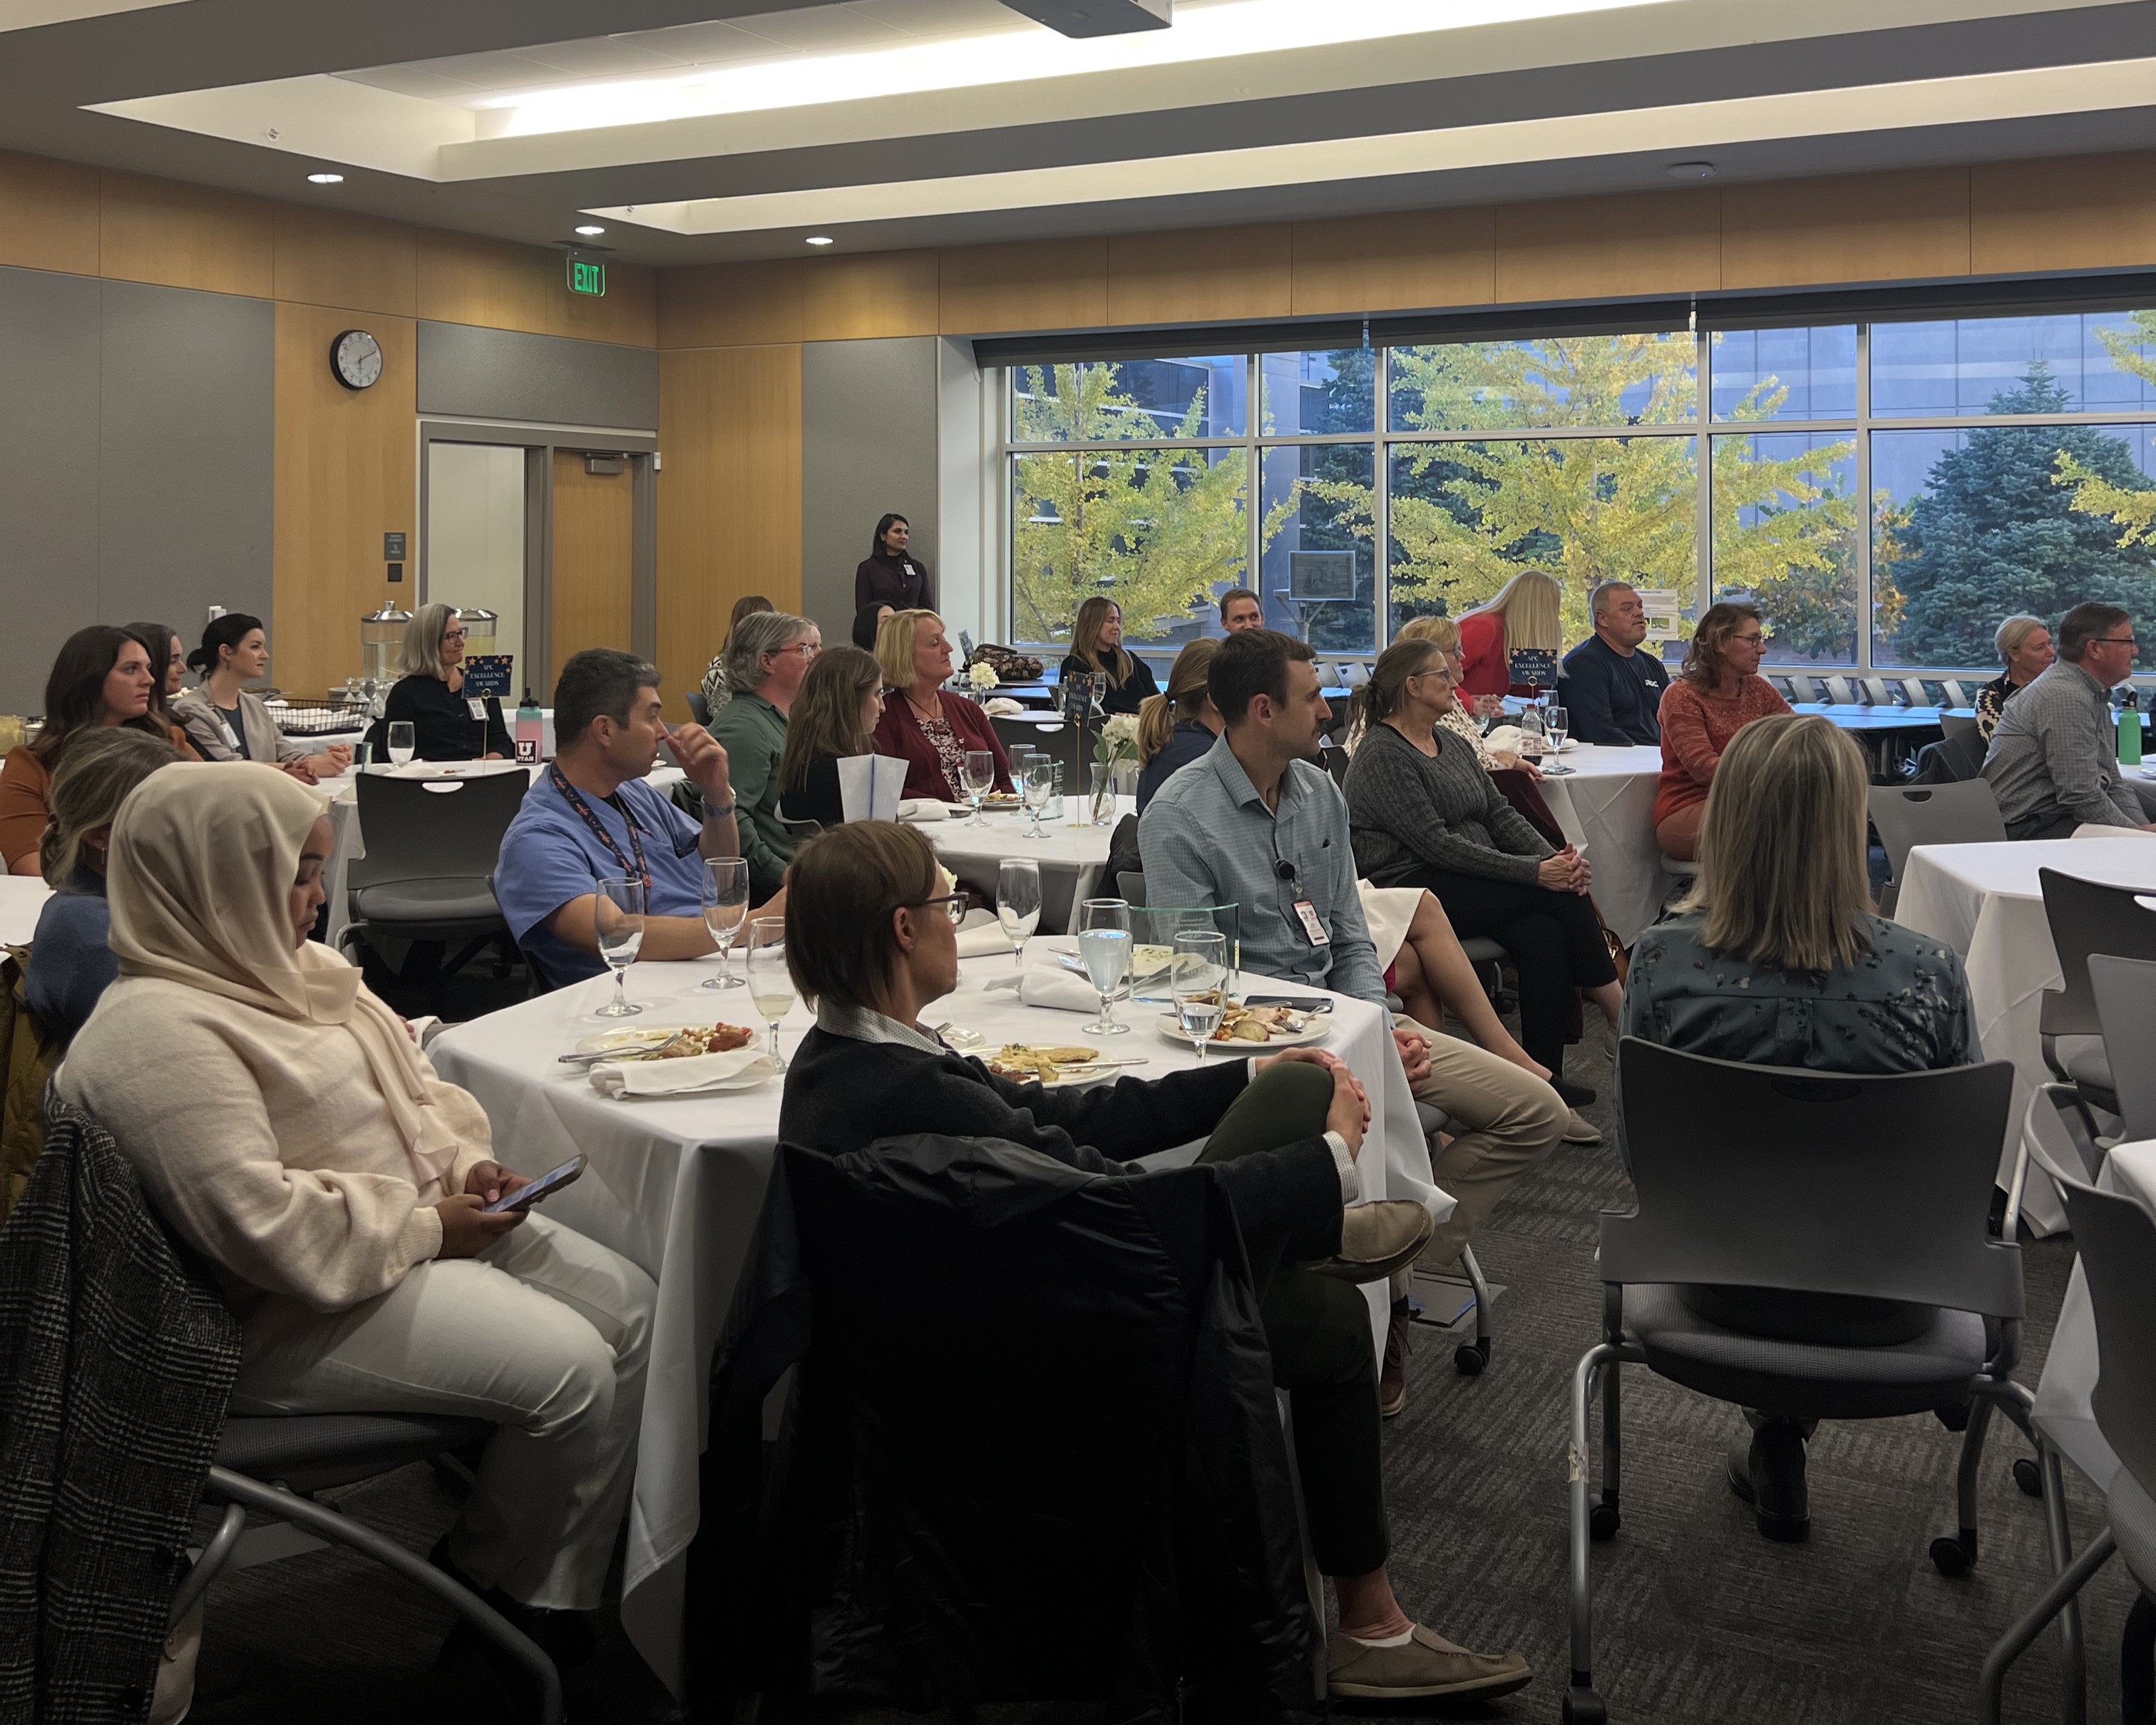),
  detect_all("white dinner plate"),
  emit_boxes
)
[574,1022,759,1057]
[1153,1010,1330,1052]
[982,1045,1136,1088]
